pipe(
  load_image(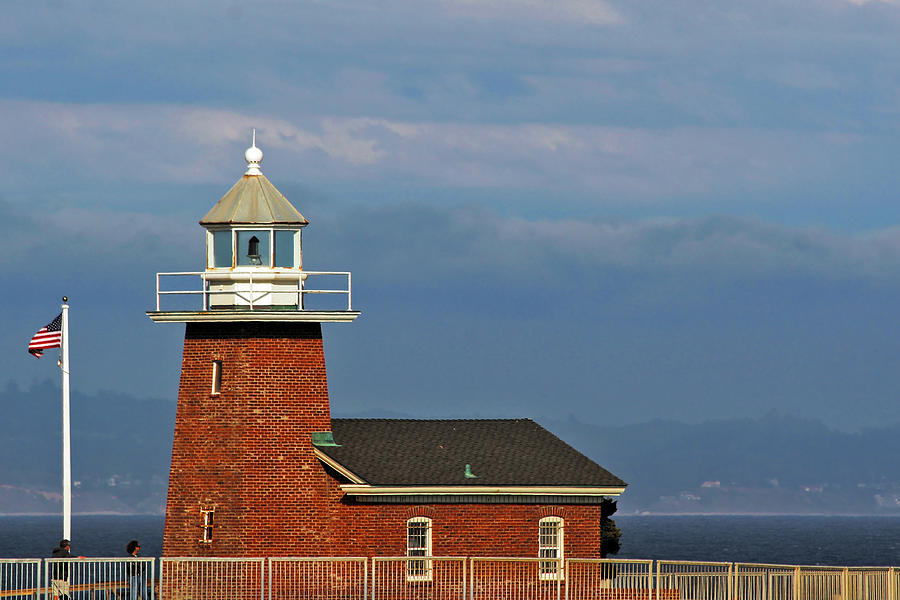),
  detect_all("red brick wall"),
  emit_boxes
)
[163,321,333,556]
[163,322,605,559]
[333,503,605,558]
